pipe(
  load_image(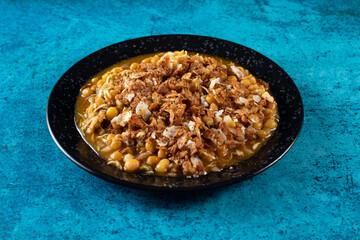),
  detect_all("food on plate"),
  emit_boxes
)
[75,51,278,177]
